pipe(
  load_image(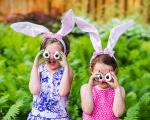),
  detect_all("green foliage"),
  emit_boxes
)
[0,19,150,120]
[2,100,23,120]
[124,92,150,120]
